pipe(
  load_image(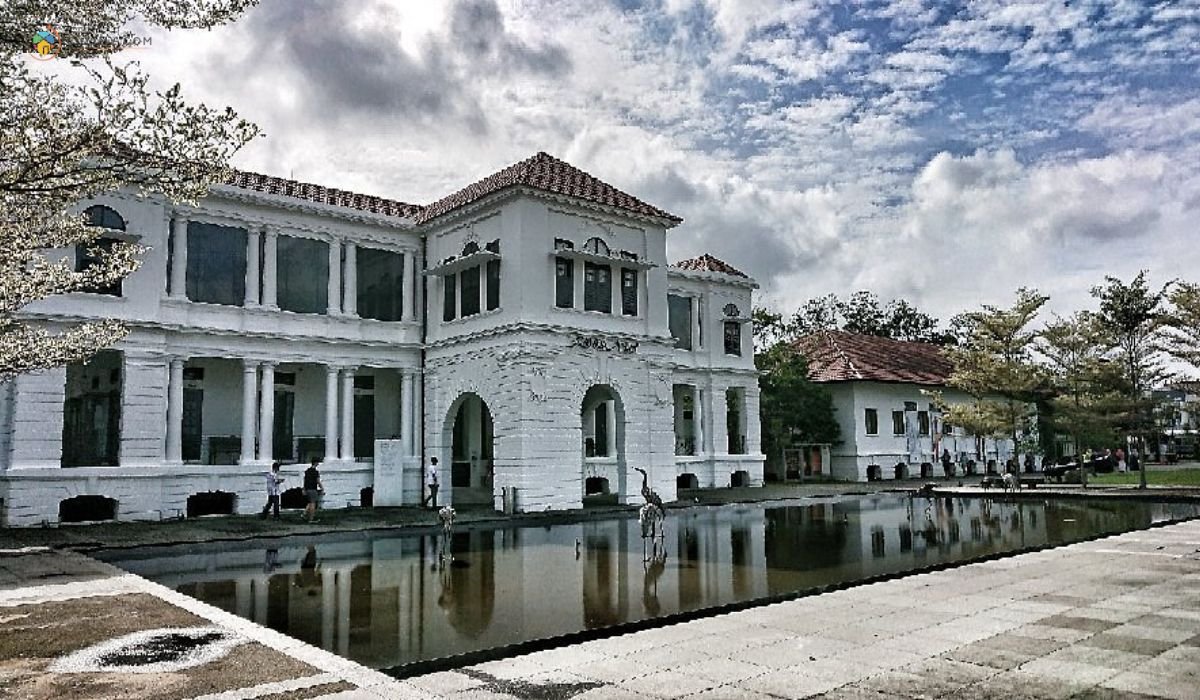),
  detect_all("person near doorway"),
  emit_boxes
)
[423,456,439,509]
[260,461,285,519]
[941,449,953,478]
[303,458,323,522]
